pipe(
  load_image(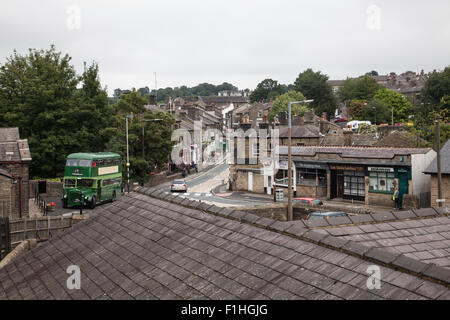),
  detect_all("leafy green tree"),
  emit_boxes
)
[106,92,175,185]
[249,78,284,103]
[293,68,336,118]
[268,90,309,122]
[373,88,412,122]
[349,99,366,120]
[362,99,390,124]
[0,46,80,177]
[338,76,380,102]
[420,66,450,116]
